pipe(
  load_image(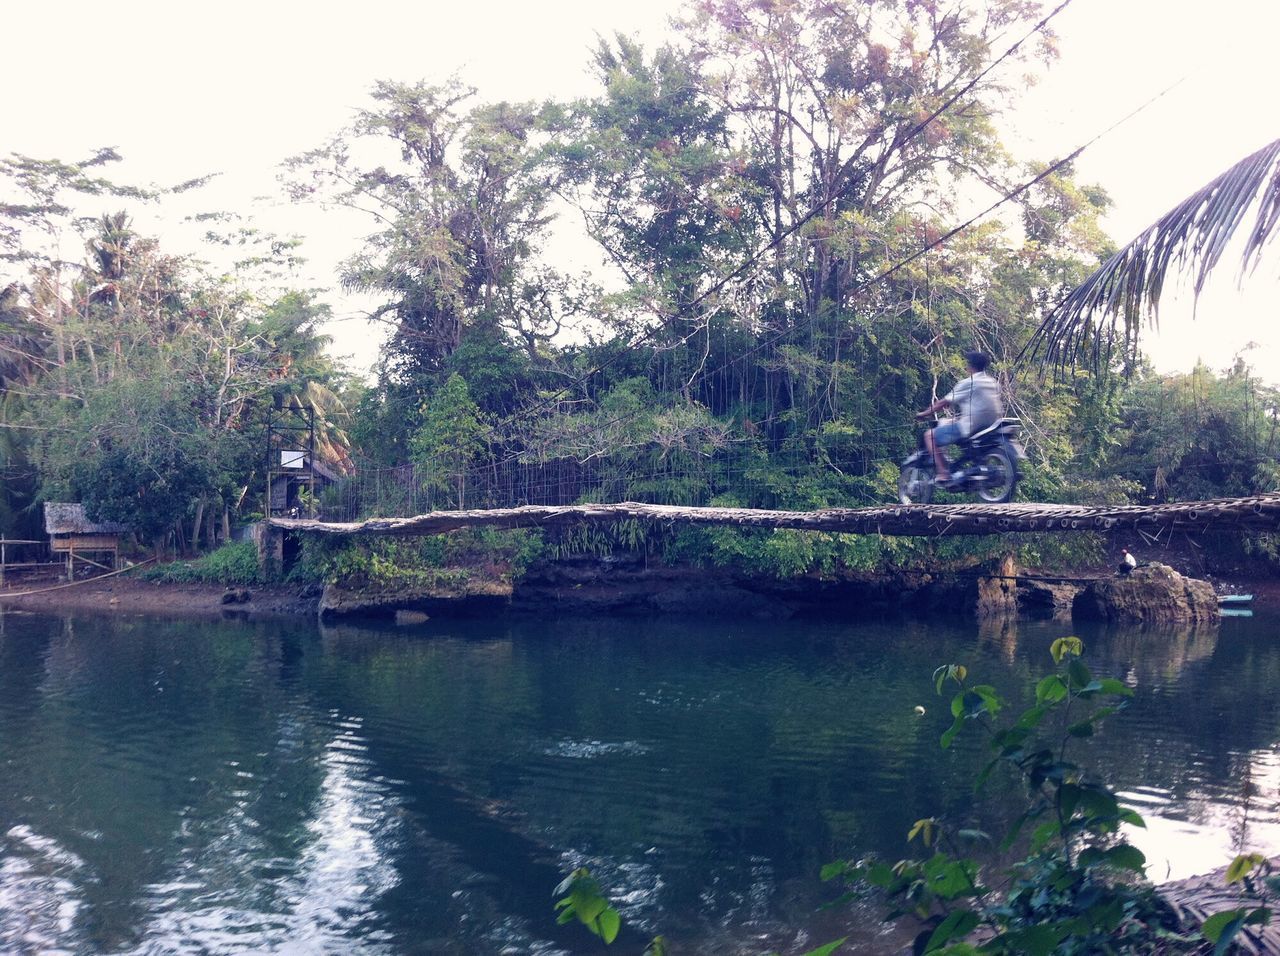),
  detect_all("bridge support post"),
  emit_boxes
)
[254,522,284,580]
[976,553,1018,617]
